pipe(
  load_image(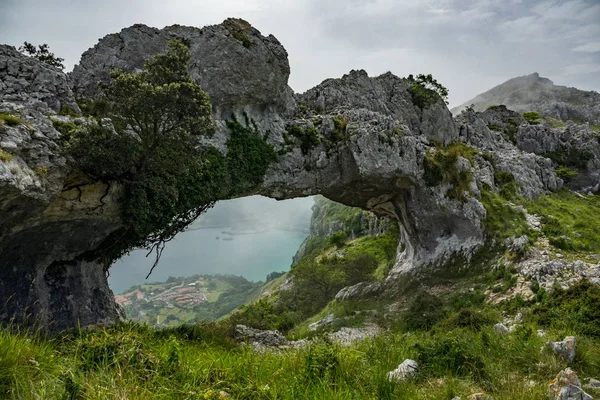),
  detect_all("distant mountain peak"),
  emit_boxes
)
[451,73,599,123]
